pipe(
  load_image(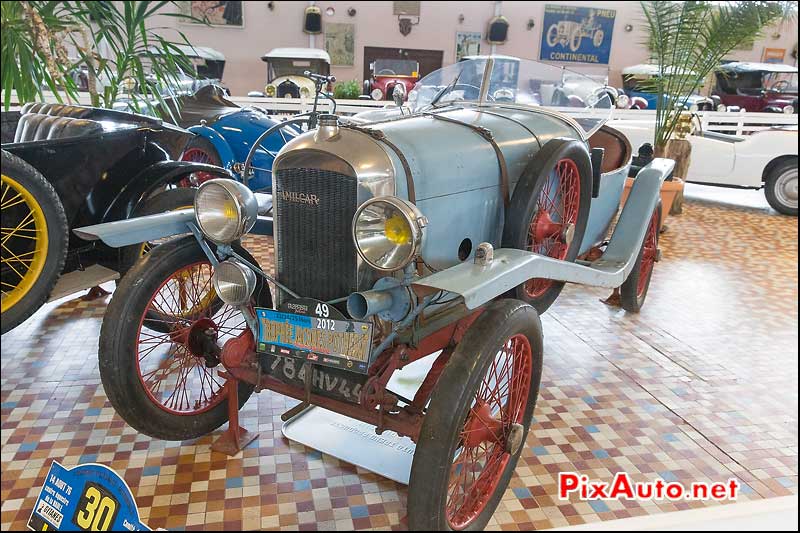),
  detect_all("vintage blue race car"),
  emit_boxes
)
[78,57,674,531]
[161,85,299,191]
